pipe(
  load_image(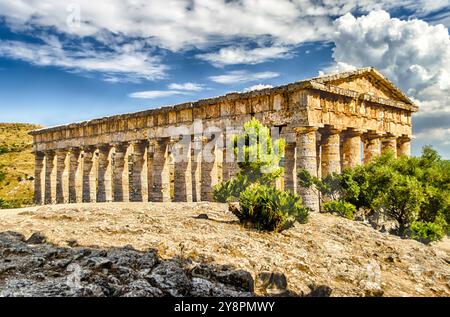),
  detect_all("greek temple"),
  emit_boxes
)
[30,68,417,211]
